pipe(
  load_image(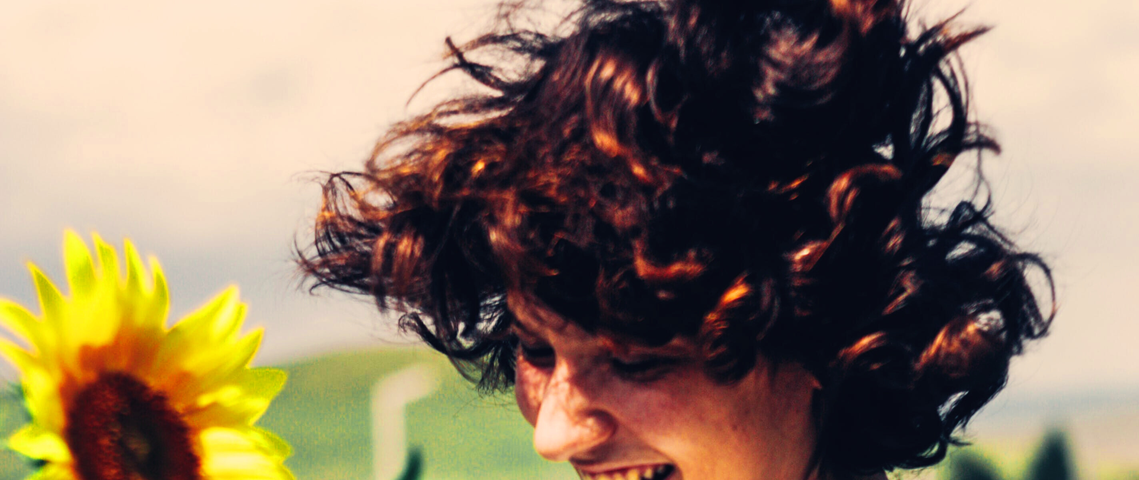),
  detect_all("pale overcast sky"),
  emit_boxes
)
[1,0,1136,399]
